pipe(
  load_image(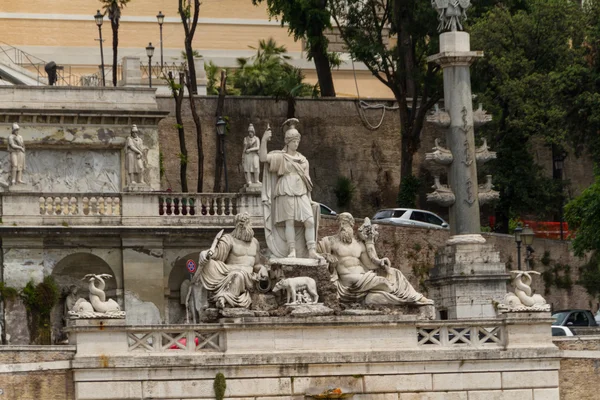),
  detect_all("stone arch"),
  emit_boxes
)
[51,253,119,342]
[167,252,198,323]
